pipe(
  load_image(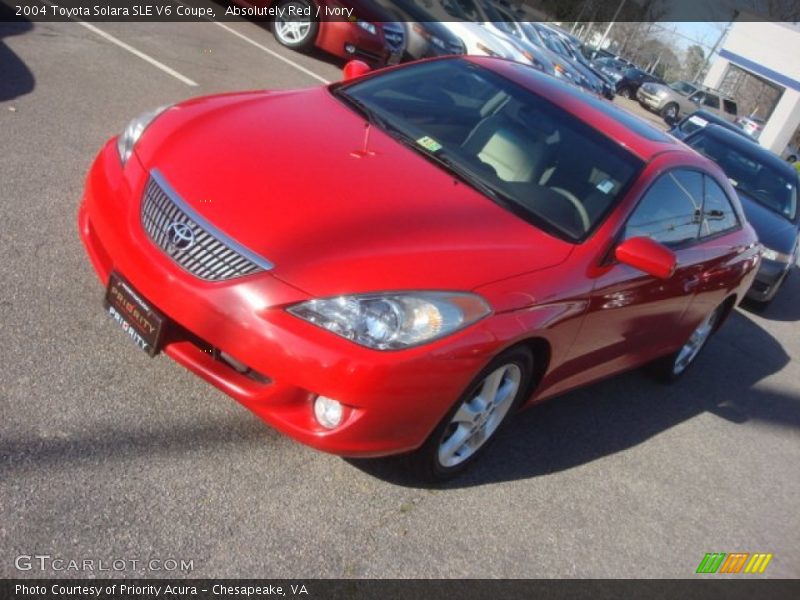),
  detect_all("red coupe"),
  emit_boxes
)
[78,57,760,480]
[231,0,405,66]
